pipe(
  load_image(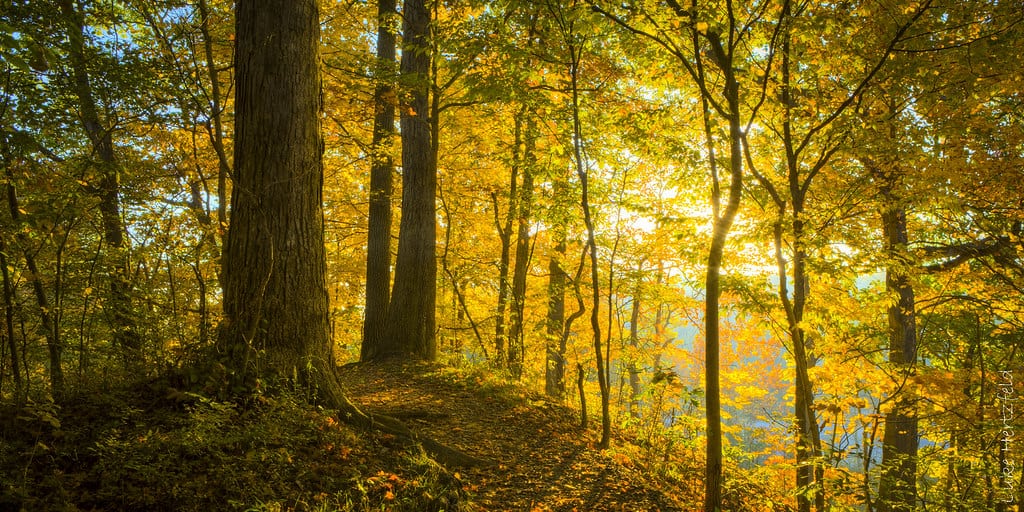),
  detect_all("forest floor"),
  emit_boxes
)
[0,359,694,511]
[338,360,688,511]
